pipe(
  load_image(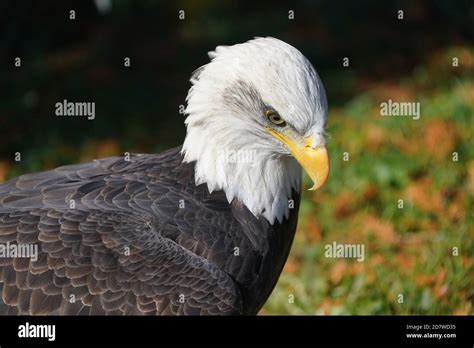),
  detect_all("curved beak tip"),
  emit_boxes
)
[308,179,328,191]
[306,145,330,191]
